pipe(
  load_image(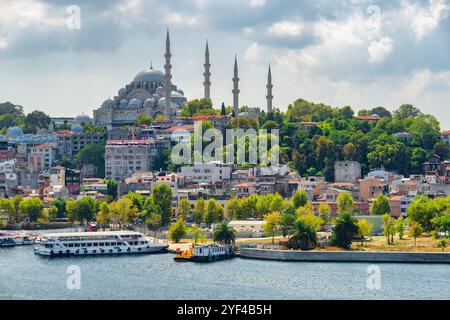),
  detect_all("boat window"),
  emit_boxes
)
[93,243,98,247]
[81,243,86,247]
[87,243,92,247]
[68,244,74,247]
